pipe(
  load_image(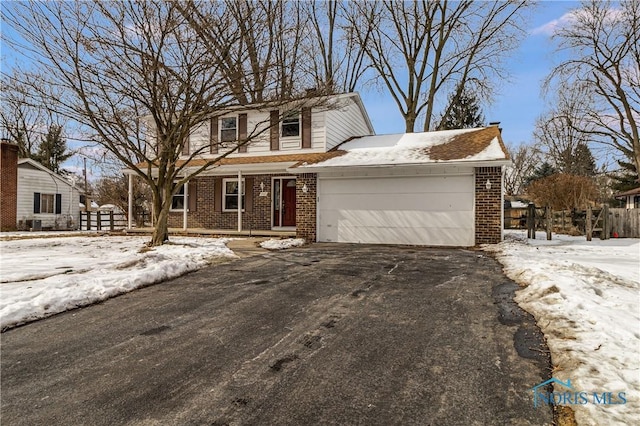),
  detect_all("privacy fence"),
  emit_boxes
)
[505,204,640,239]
